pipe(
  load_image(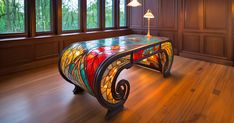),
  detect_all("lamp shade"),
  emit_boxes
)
[127,0,142,7]
[144,9,154,18]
